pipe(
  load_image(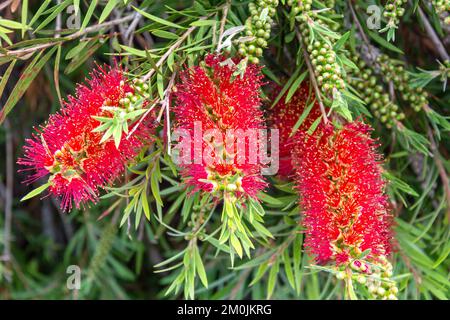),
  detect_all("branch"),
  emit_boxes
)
[2,119,13,262]
[0,14,135,58]
[427,126,450,222]
[296,30,329,125]
[158,71,178,156]
[417,4,449,61]
[217,0,231,50]
[348,0,379,63]
[141,22,200,82]
[141,8,222,82]
[124,11,142,45]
